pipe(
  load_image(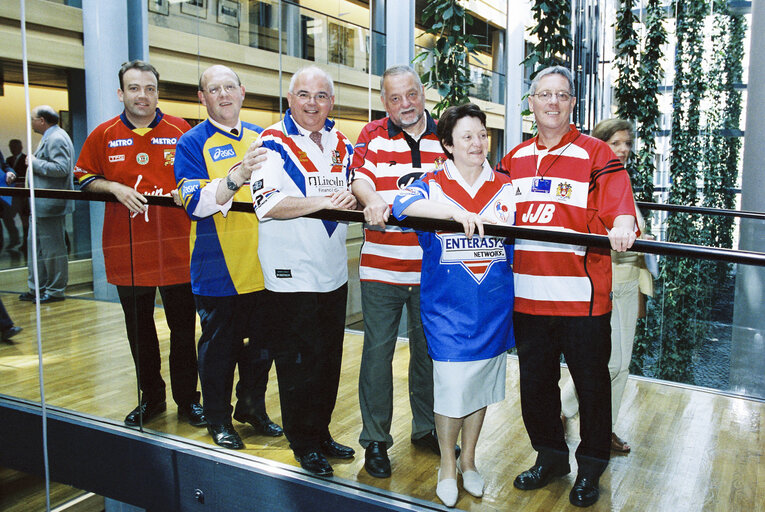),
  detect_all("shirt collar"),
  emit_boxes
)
[535,124,581,151]
[41,125,56,139]
[443,158,494,185]
[208,117,242,137]
[387,110,437,140]
[283,108,335,136]
[120,108,164,130]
